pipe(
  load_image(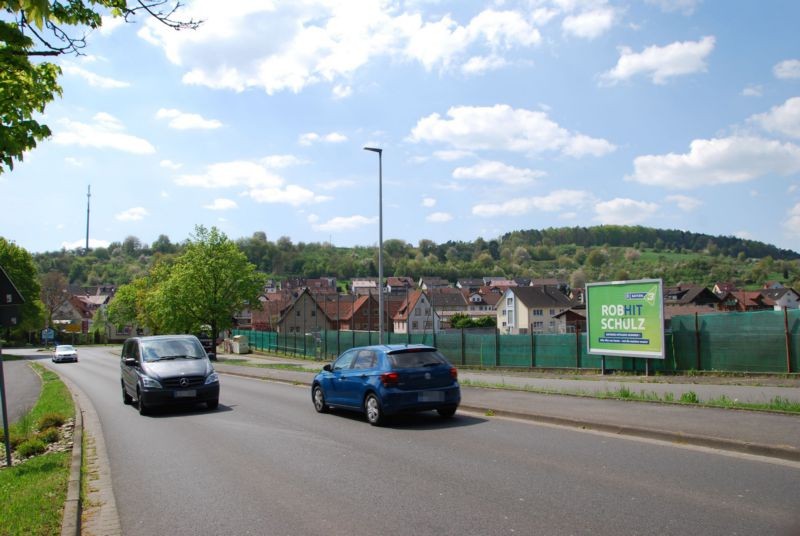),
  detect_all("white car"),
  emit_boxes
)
[52,344,79,363]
